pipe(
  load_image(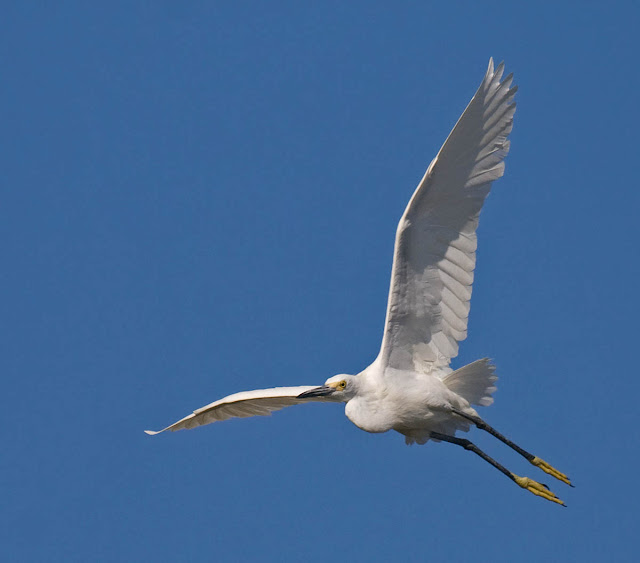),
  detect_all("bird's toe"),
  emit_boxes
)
[530,456,572,487]
[513,475,566,506]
